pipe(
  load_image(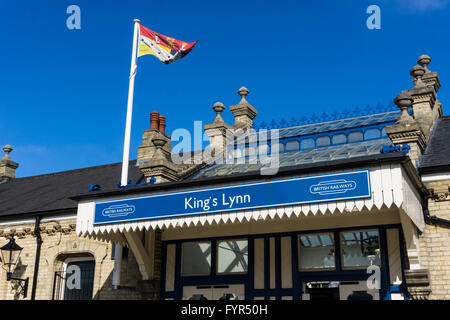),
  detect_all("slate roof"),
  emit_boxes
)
[419,116,450,173]
[0,161,144,217]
